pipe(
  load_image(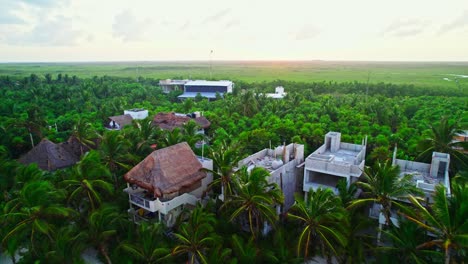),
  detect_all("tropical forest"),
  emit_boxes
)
[0,70,467,264]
